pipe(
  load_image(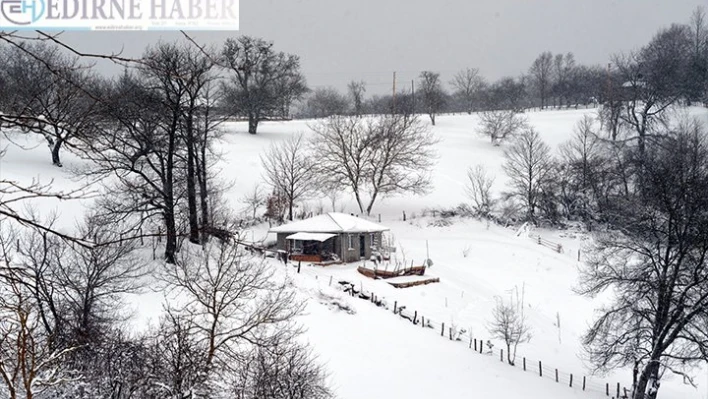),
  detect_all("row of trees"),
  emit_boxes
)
[296,7,707,125]
[0,35,312,263]
[0,32,330,399]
